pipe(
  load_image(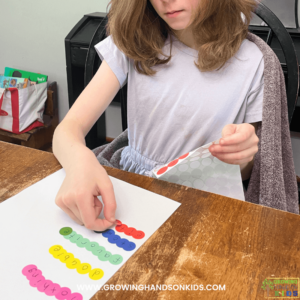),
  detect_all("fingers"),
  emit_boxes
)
[77,193,115,232]
[100,182,117,223]
[55,198,84,226]
[220,123,256,146]
[210,146,256,165]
